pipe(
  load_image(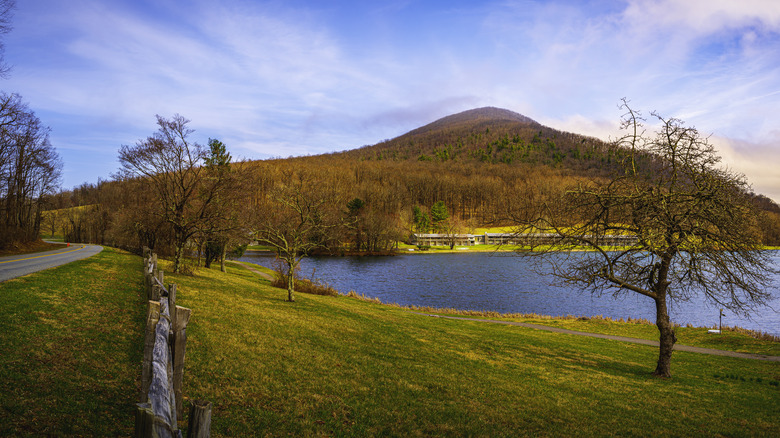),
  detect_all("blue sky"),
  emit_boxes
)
[4,0,780,201]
